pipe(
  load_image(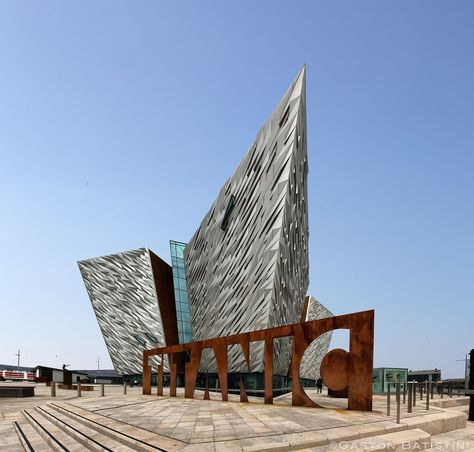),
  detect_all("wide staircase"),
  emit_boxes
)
[12,401,181,451]
[8,396,470,451]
